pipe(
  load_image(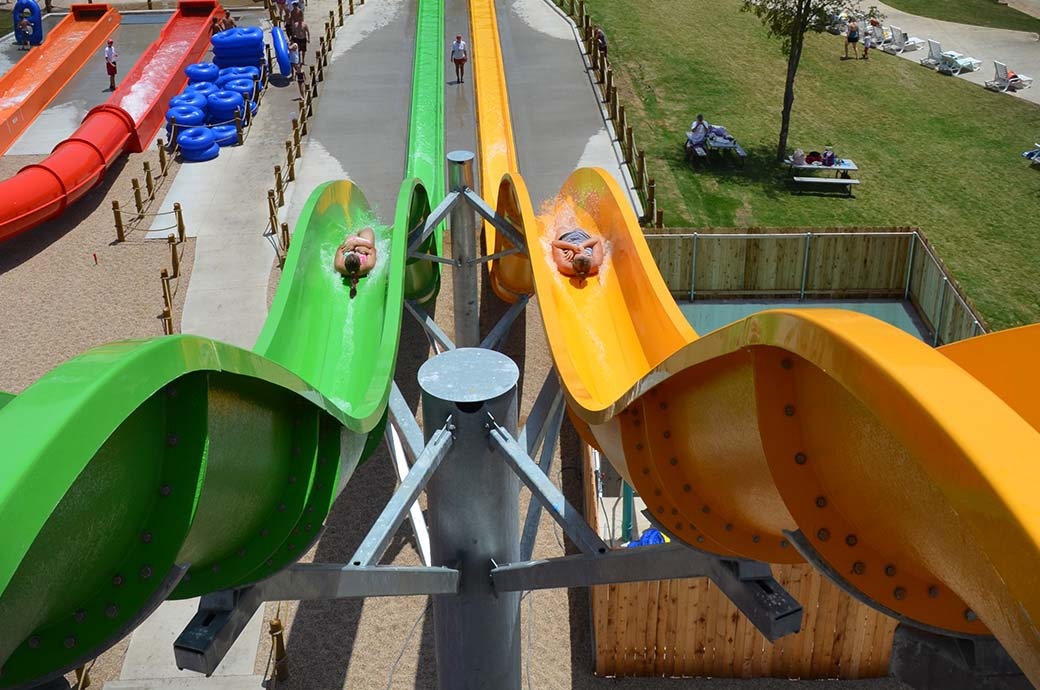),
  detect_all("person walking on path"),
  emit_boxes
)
[290,14,310,65]
[450,33,468,84]
[289,41,306,99]
[104,38,118,91]
[843,18,860,59]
